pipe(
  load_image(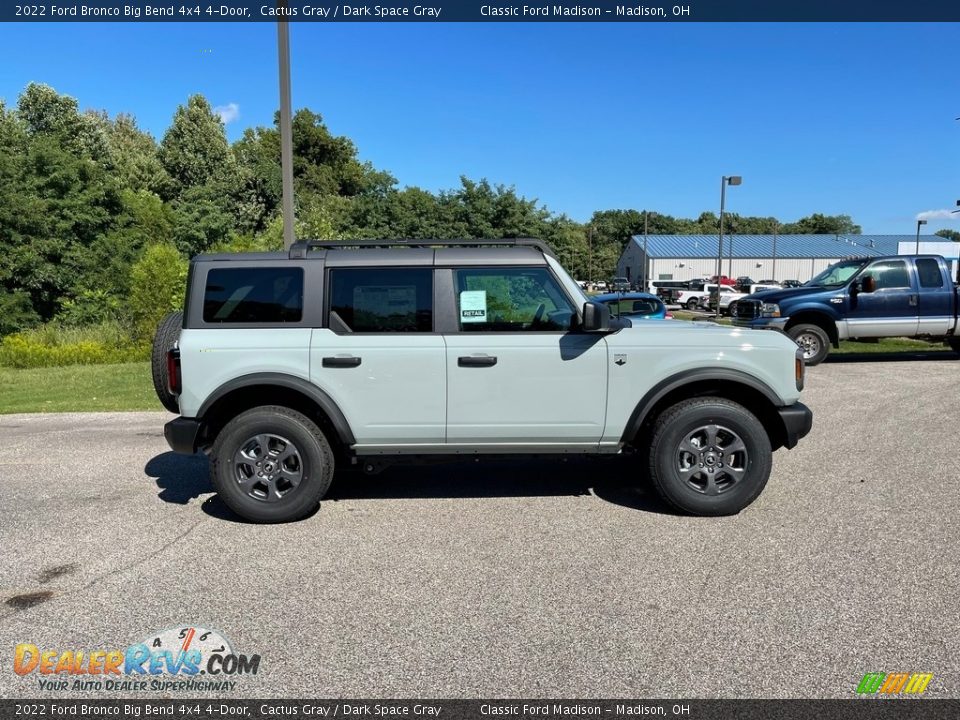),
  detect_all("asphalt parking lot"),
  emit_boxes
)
[1,356,958,699]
